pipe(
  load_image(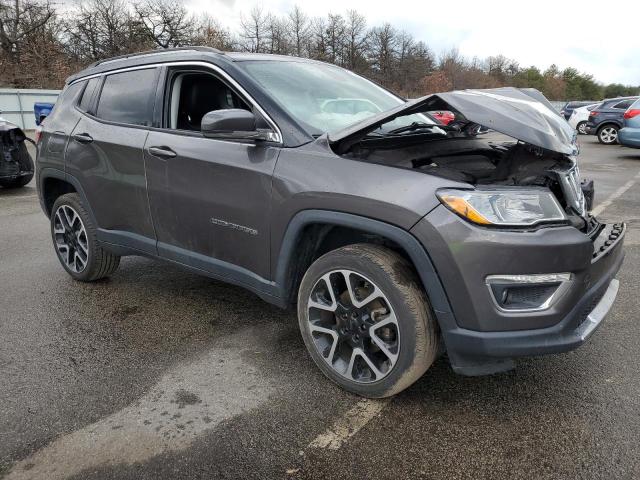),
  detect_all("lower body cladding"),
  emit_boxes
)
[411,205,625,375]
